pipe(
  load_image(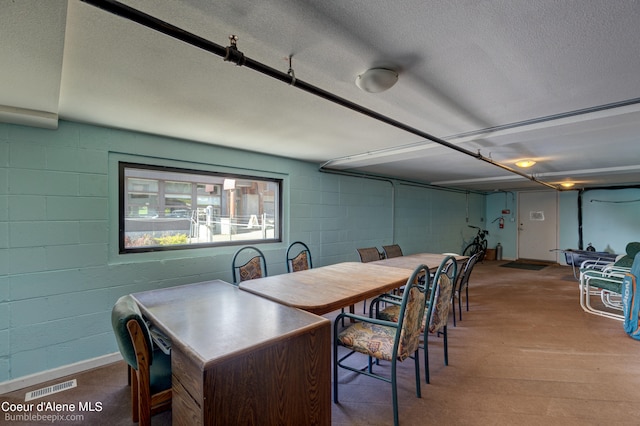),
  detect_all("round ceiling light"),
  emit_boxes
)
[515,159,536,168]
[355,68,398,93]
